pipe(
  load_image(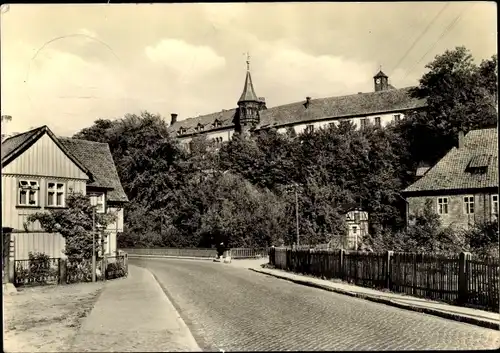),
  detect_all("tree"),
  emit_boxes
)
[25,193,117,260]
[404,46,498,165]
[1,114,12,122]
